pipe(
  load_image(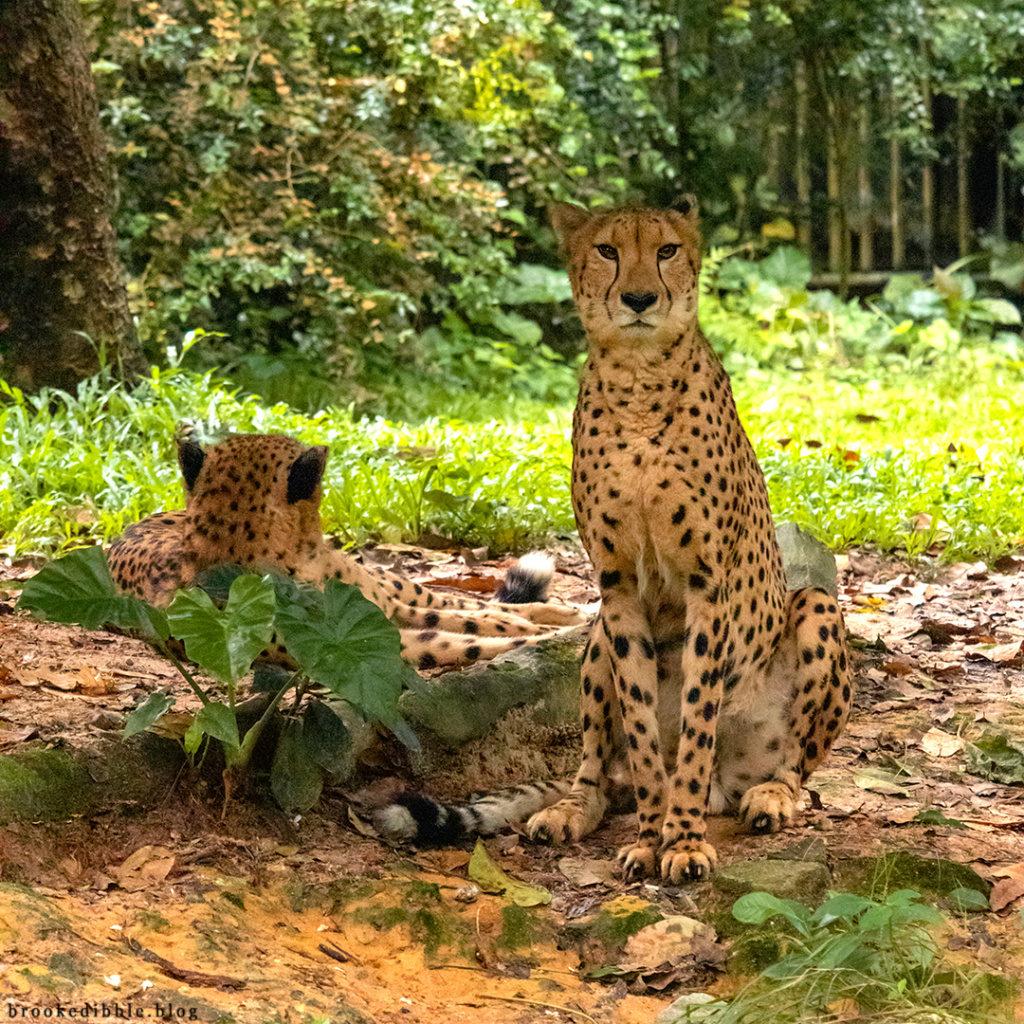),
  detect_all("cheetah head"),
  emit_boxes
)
[551,199,702,347]
[178,433,329,568]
